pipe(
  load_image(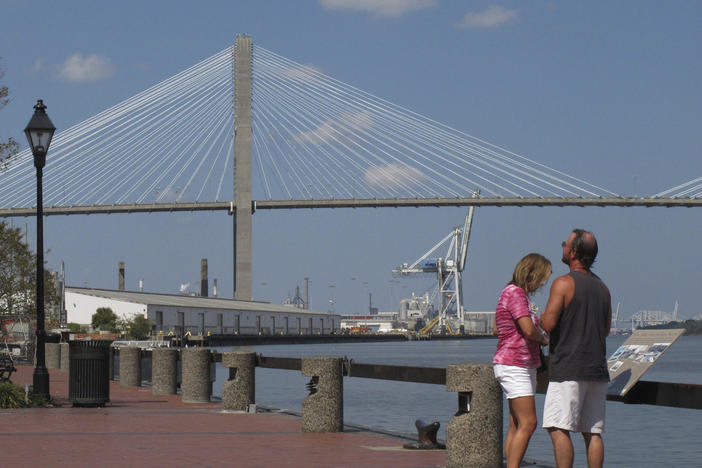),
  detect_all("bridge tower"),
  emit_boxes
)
[233,35,253,300]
